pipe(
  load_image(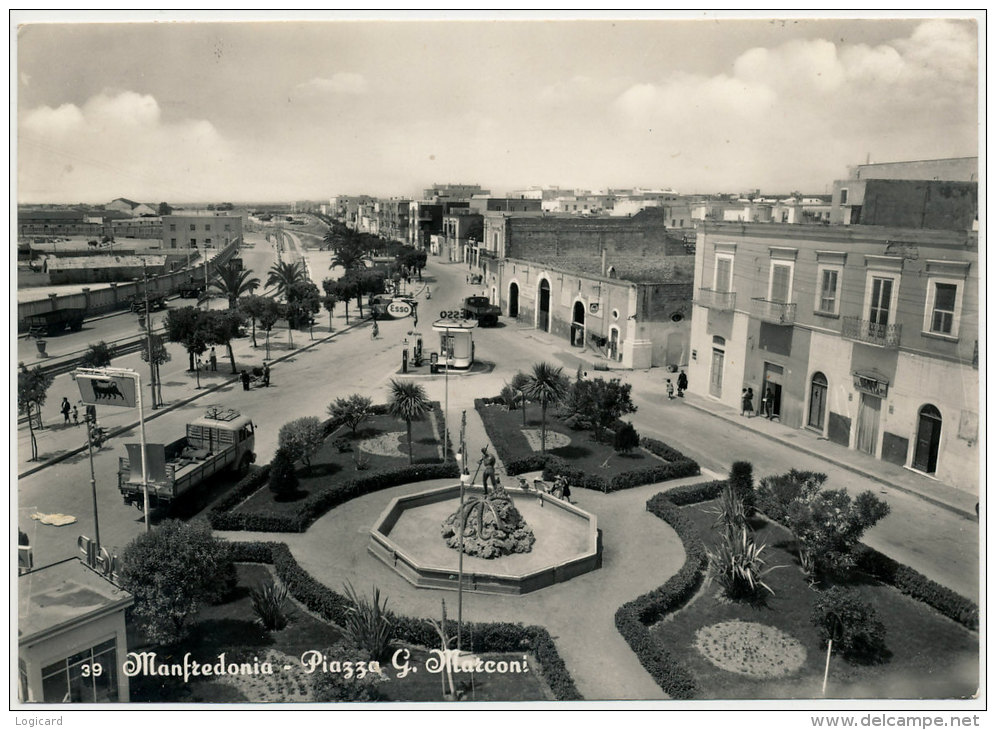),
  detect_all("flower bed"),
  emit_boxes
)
[209,401,458,532]
[475,398,699,490]
[226,542,583,701]
[614,483,979,699]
